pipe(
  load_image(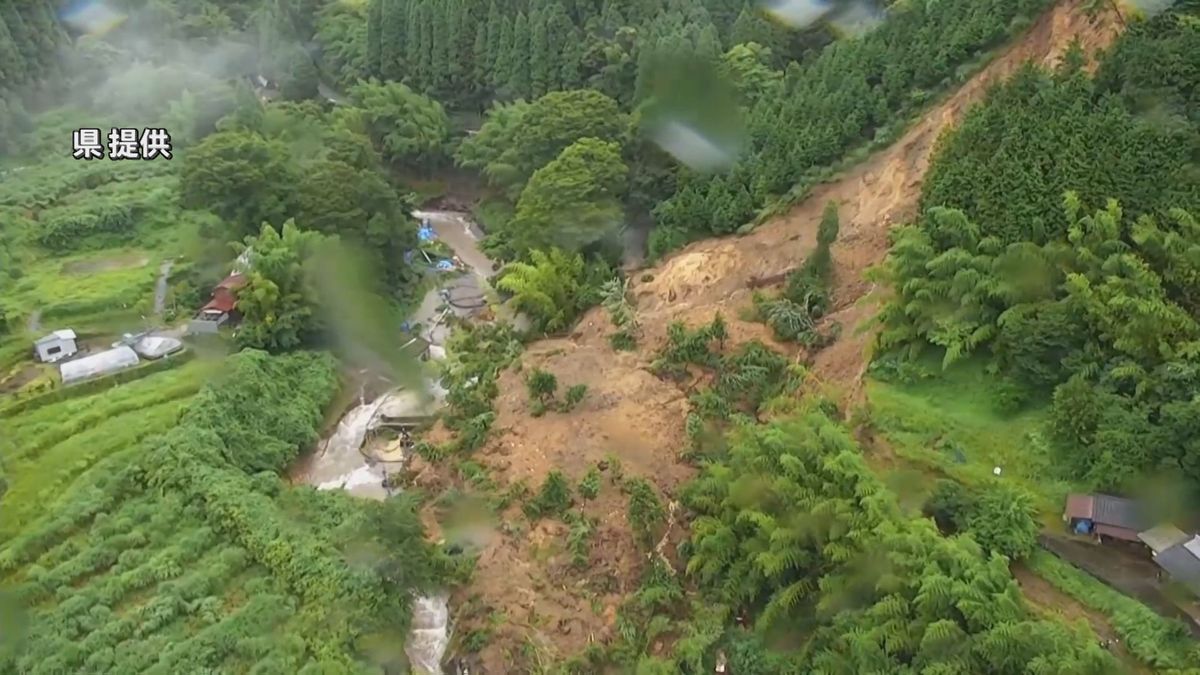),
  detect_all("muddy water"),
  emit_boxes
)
[290,387,450,673]
[290,393,397,500]
[295,210,494,492]
[410,210,494,347]
[289,210,495,675]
